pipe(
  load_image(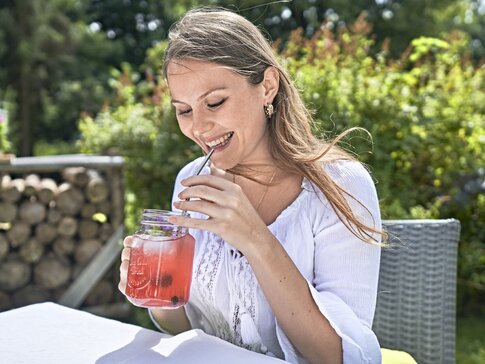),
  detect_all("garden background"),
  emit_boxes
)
[0,1,484,362]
